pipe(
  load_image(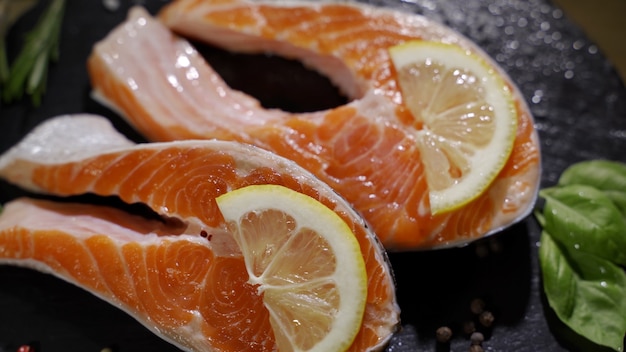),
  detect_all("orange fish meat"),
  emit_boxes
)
[0,115,400,351]
[88,2,541,250]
